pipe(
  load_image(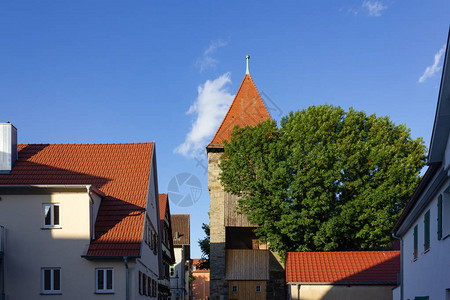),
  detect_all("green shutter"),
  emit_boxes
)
[414,225,418,259]
[424,210,430,251]
[438,195,443,240]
